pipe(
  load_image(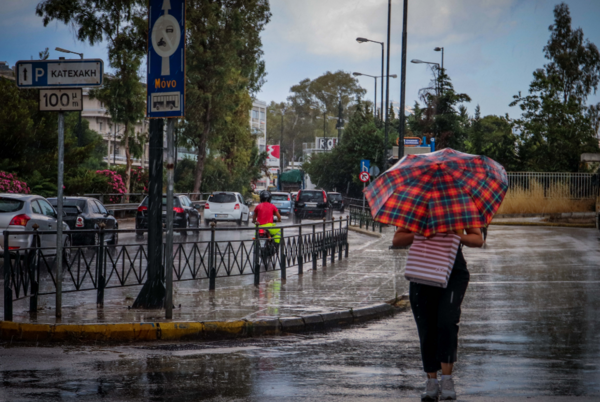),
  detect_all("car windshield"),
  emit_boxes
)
[272,194,289,201]
[299,191,323,202]
[49,199,86,209]
[141,197,181,207]
[208,193,237,203]
[0,198,24,213]
[329,194,342,201]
